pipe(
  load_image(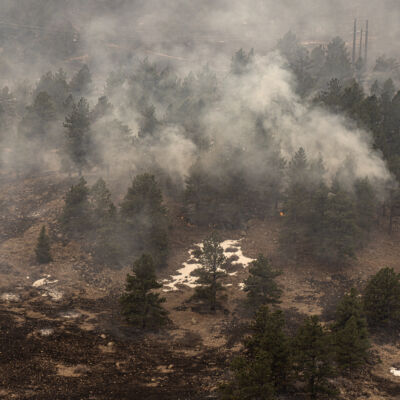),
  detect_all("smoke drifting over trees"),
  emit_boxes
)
[0,1,399,247]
